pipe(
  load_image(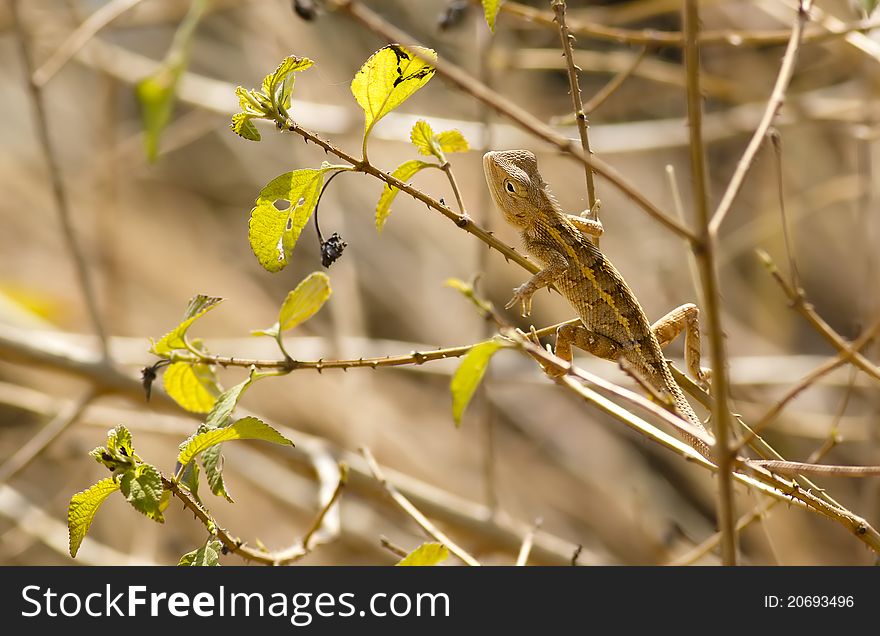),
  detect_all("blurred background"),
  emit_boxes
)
[1,0,879,565]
